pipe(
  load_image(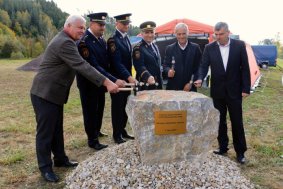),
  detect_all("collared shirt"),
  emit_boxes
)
[88,28,101,40]
[178,41,188,50]
[116,28,128,38]
[217,39,230,71]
